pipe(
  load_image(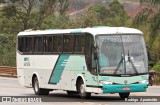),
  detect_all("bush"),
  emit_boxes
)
[152,61,160,72]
